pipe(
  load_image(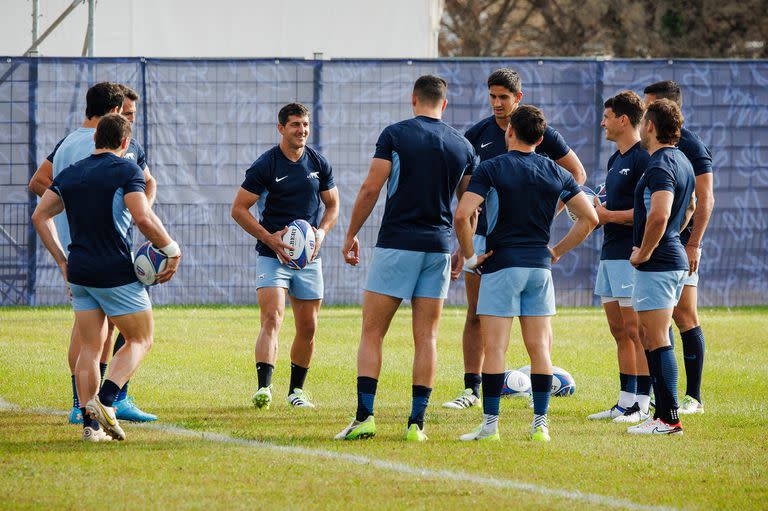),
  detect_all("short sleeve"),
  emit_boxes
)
[49,172,63,196]
[559,168,581,203]
[646,166,675,194]
[46,138,65,163]
[632,150,651,183]
[241,159,270,196]
[320,156,335,192]
[373,127,394,161]
[123,163,146,194]
[538,127,570,161]
[464,123,479,146]
[467,161,493,198]
[679,137,712,176]
[464,144,479,177]
[135,141,148,170]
